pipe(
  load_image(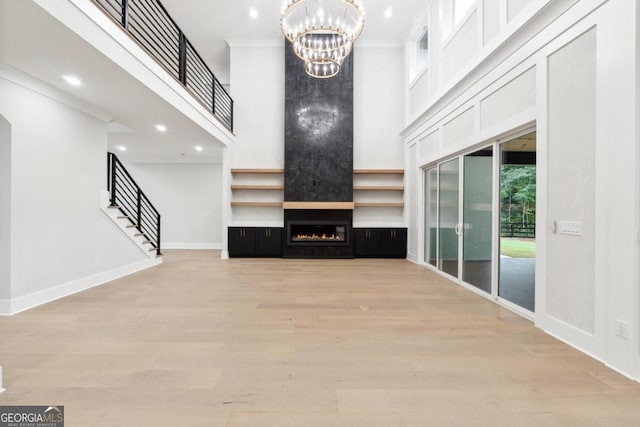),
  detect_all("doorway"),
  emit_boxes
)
[498,132,537,312]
